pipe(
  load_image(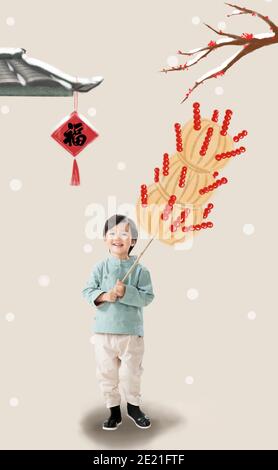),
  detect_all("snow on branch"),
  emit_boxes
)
[160,3,278,103]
